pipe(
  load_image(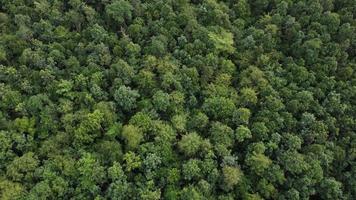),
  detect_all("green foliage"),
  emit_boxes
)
[203,97,236,120]
[13,117,35,136]
[6,152,39,182]
[246,153,272,175]
[0,0,354,199]
[77,153,106,194]
[152,90,170,112]
[0,179,25,200]
[123,151,141,172]
[246,143,272,175]
[210,122,234,156]
[114,86,140,111]
[239,87,258,106]
[222,166,243,190]
[182,159,201,181]
[189,112,209,130]
[108,162,126,181]
[208,28,234,53]
[178,132,203,157]
[233,108,251,125]
[75,109,104,144]
[121,124,143,150]
[235,125,252,142]
[106,0,133,25]
[319,178,344,199]
[171,114,187,132]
